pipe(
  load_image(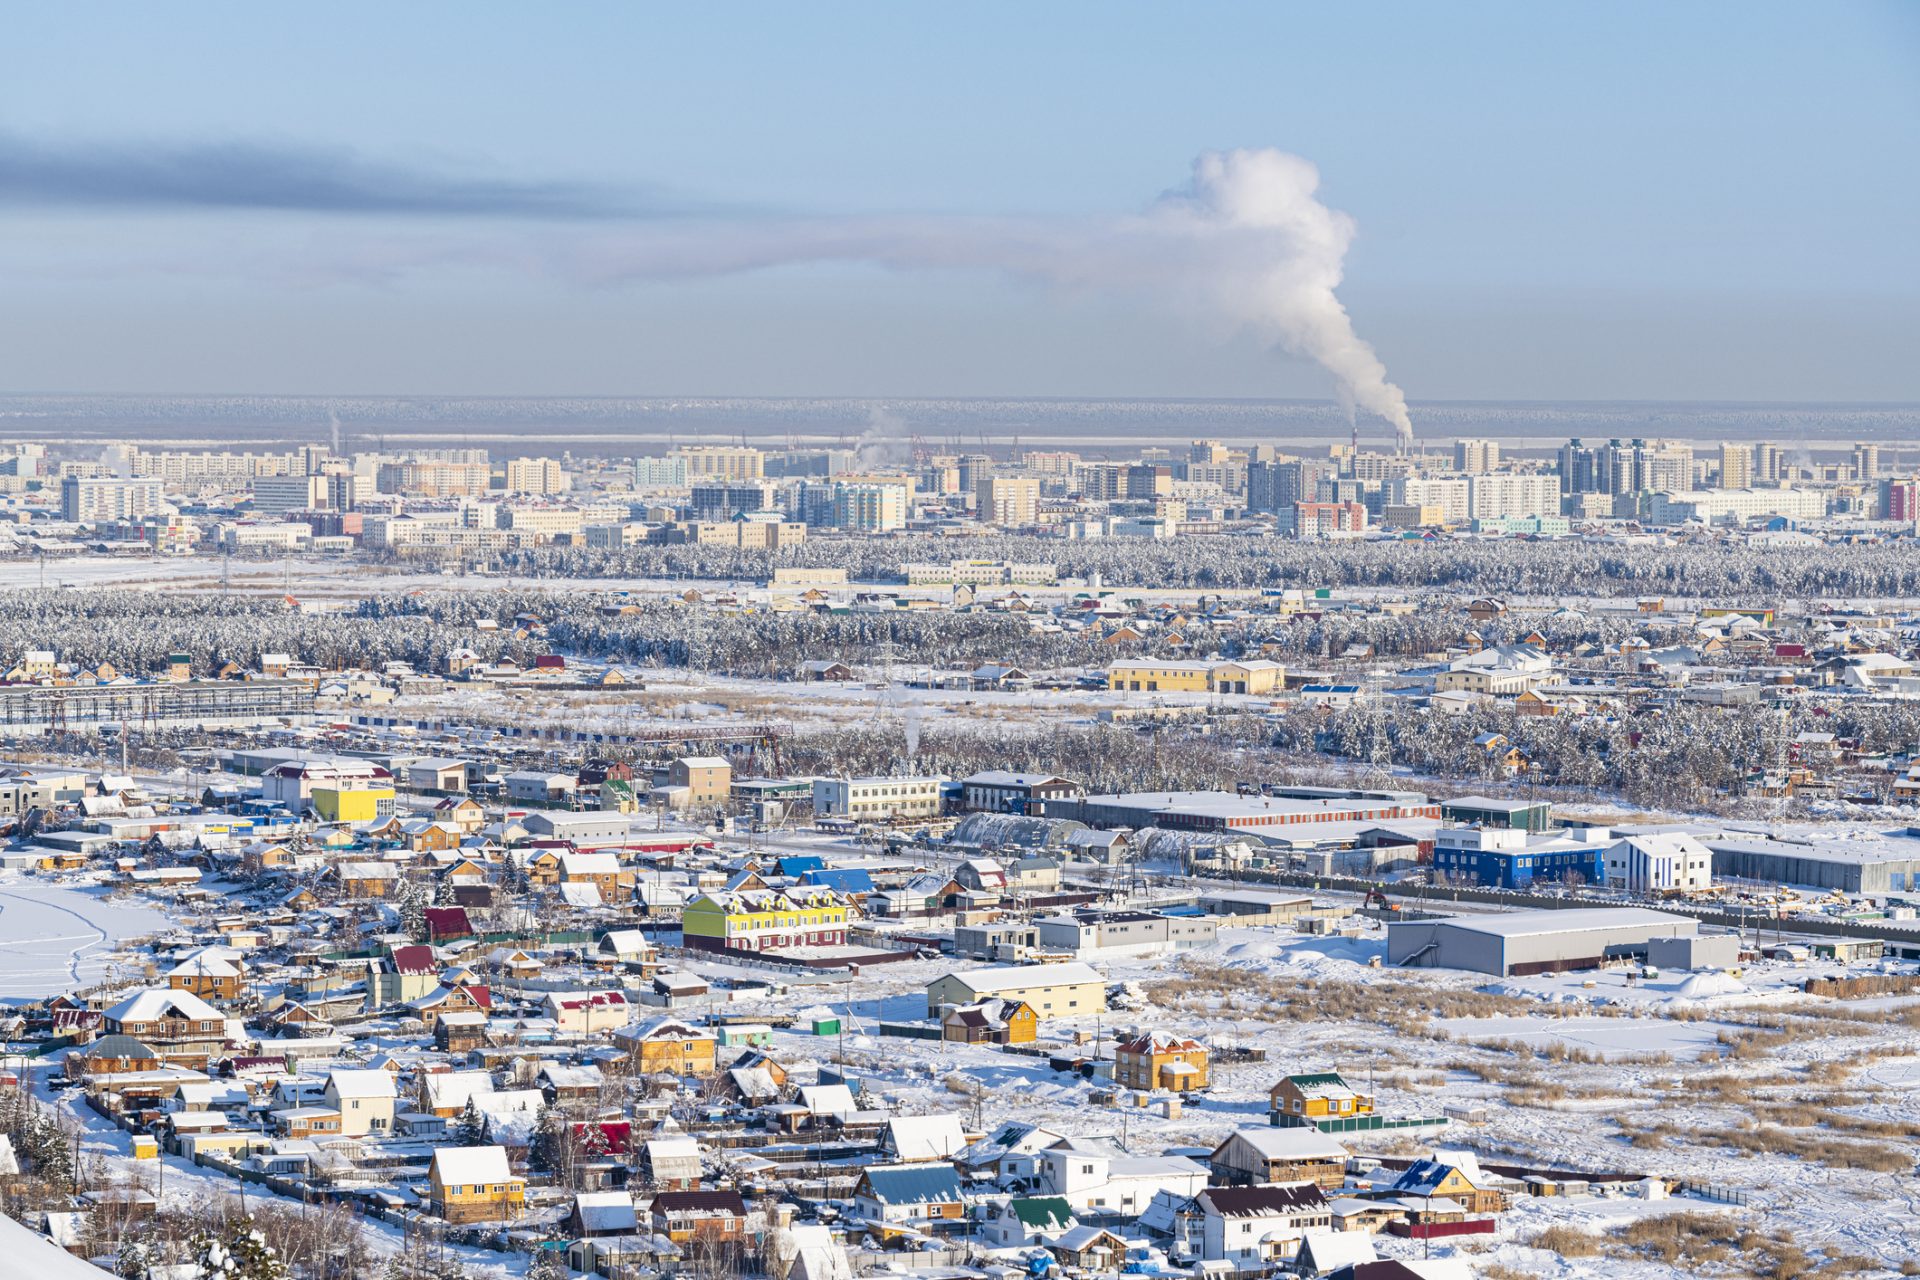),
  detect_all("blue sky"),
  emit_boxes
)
[2,2,1916,401]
